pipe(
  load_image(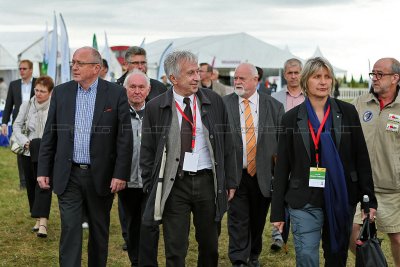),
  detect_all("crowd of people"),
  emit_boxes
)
[1,45,399,267]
